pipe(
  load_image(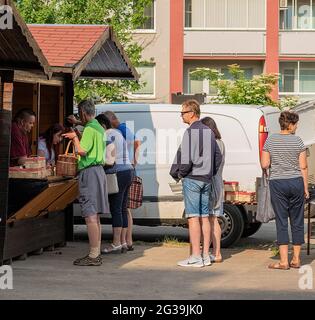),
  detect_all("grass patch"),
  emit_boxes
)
[159,236,189,247]
[270,246,280,257]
